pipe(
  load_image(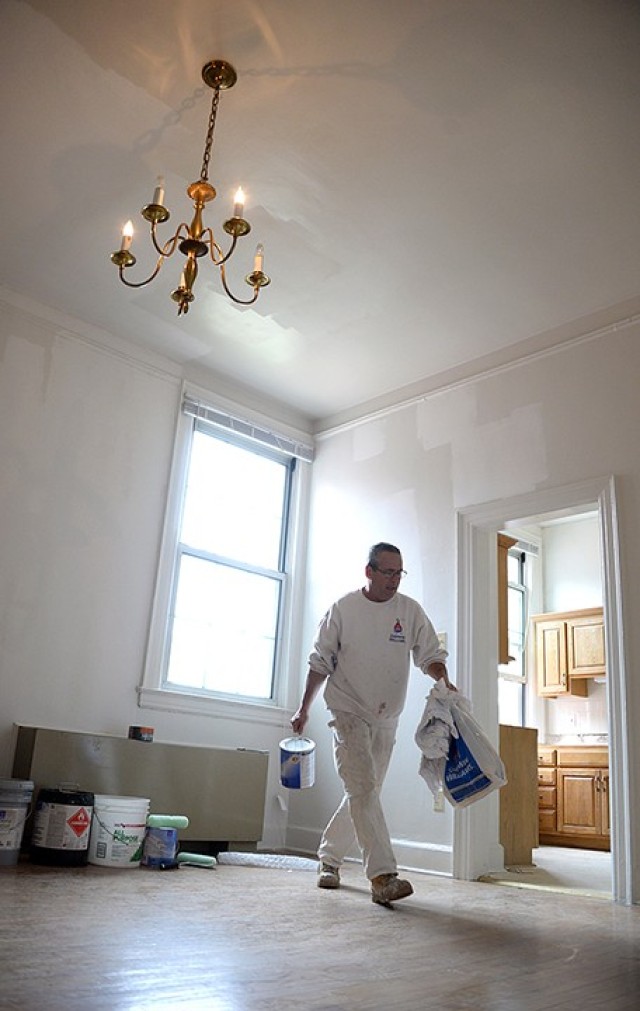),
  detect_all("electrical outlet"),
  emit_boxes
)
[437,631,448,650]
